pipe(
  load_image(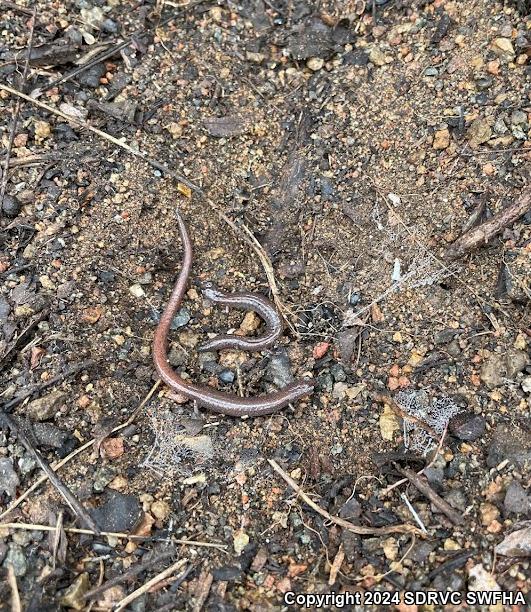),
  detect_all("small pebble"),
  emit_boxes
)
[1,194,22,218]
